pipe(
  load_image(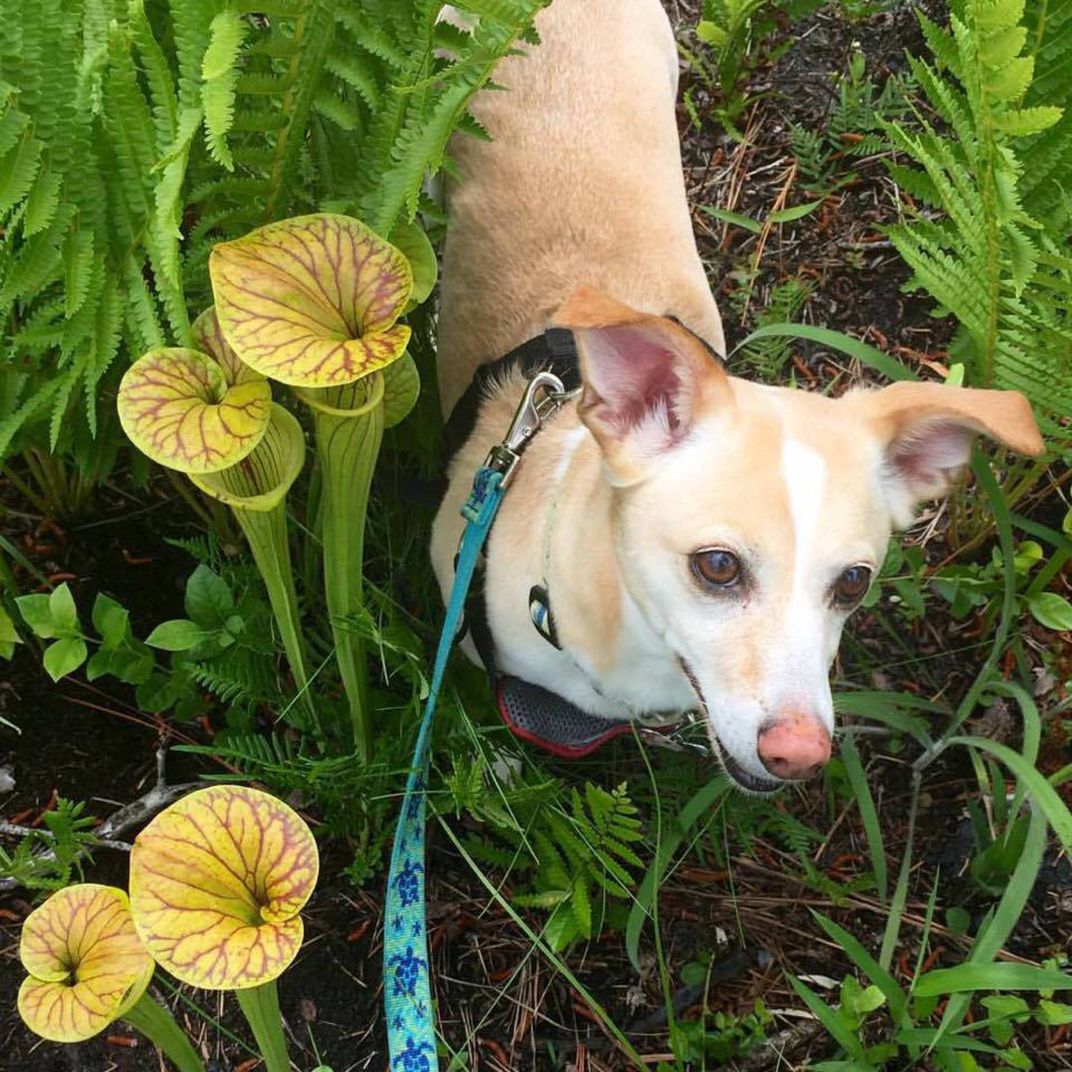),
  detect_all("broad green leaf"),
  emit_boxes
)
[43,637,88,681]
[184,565,234,626]
[1026,592,1072,631]
[1036,1000,1072,1026]
[696,20,728,46]
[211,213,413,388]
[129,785,318,988]
[87,646,154,686]
[145,620,210,651]
[49,584,79,635]
[1013,540,1042,572]
[118,348,271,474]
[0,606,19,658]
[699,205,762,233]
[18,885,154,1043]
[92,594,130,648]
[981,994,1030,1018]
[383,353,420,428]
[15,593,56,638]
[389,220,437,310]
